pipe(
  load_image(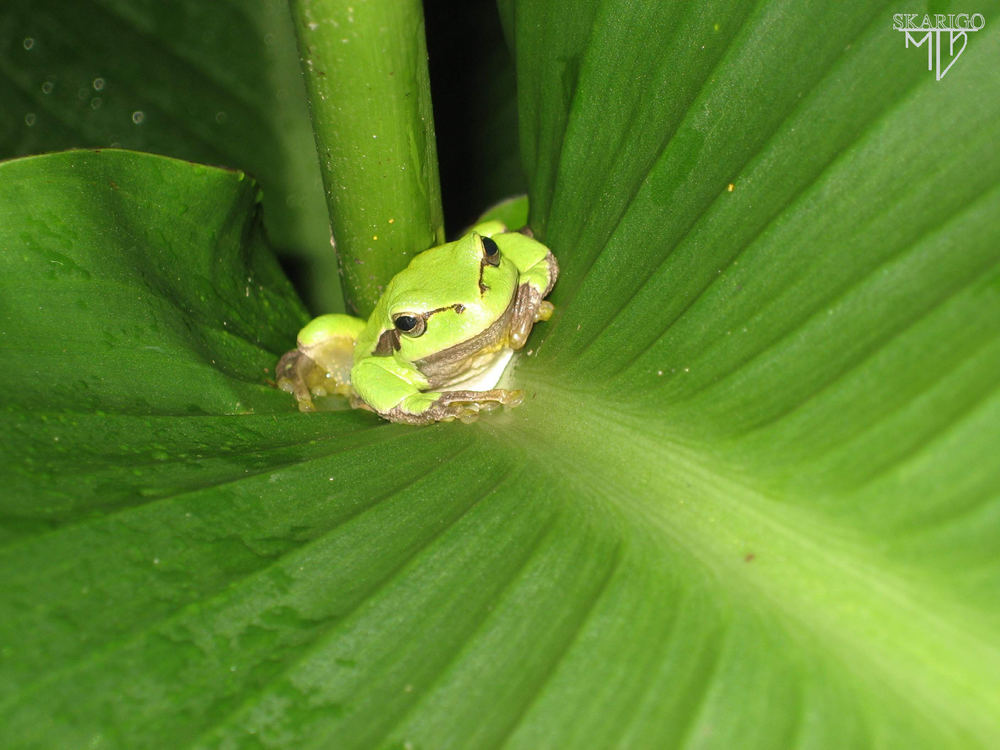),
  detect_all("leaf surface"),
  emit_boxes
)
[0,0,335,304]
[2,1,1000,747]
